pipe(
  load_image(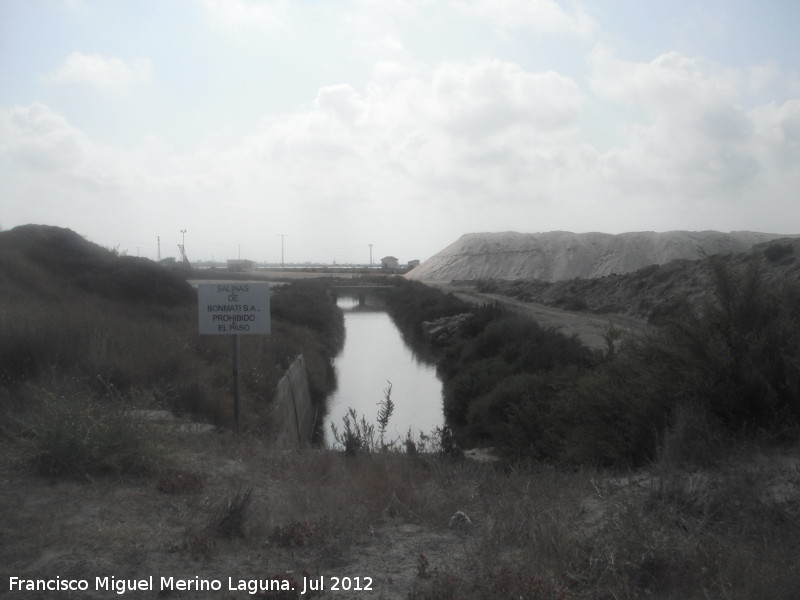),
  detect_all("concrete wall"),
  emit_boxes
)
[271,354,316,448]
